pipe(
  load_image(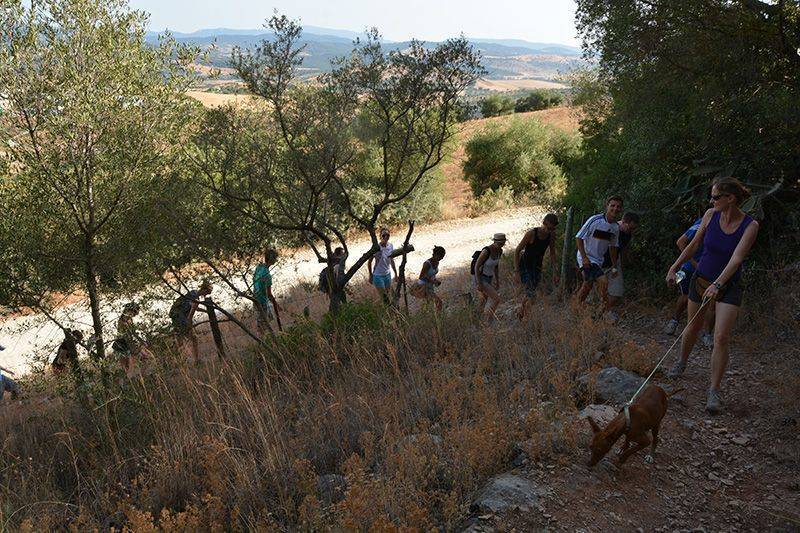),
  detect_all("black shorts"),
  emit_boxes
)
[580,263,605,283]
[688,272,743,307]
